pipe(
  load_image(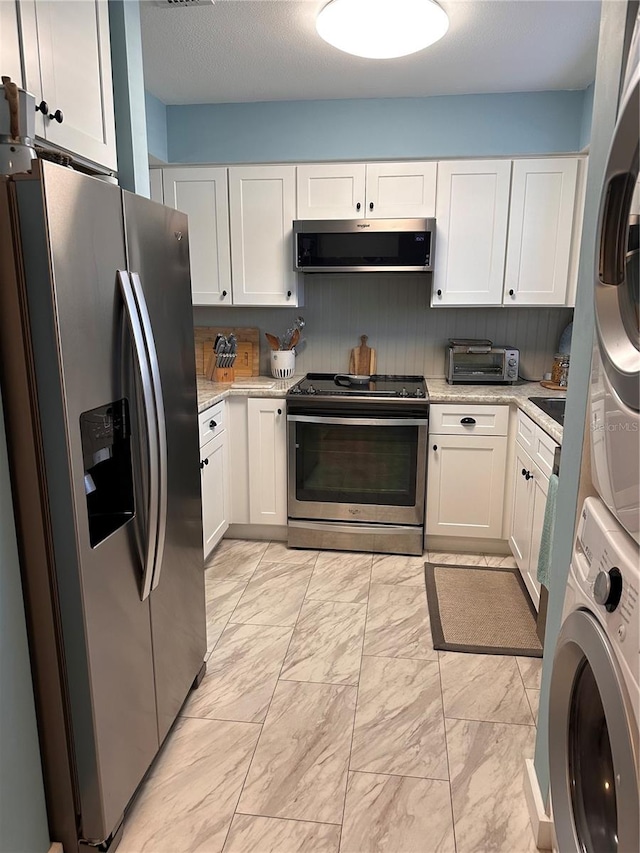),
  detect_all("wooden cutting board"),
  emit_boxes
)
[349,335,376,375]
[194,326,259,377]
